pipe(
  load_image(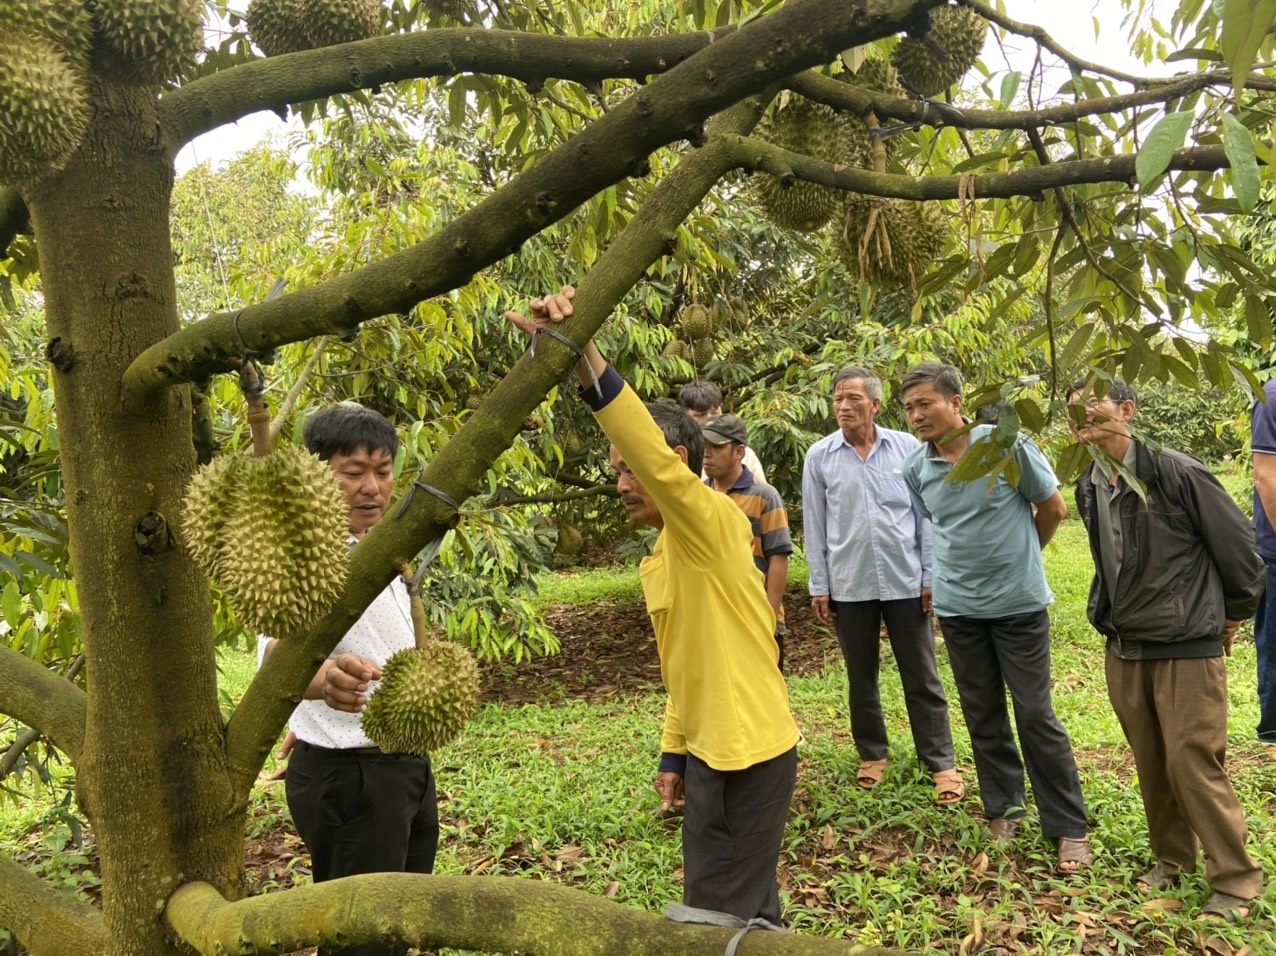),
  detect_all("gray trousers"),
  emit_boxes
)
[1106,654,1263,897]
[682,747,798,924]
[831,598,955,772]
[939,610,1088,838]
